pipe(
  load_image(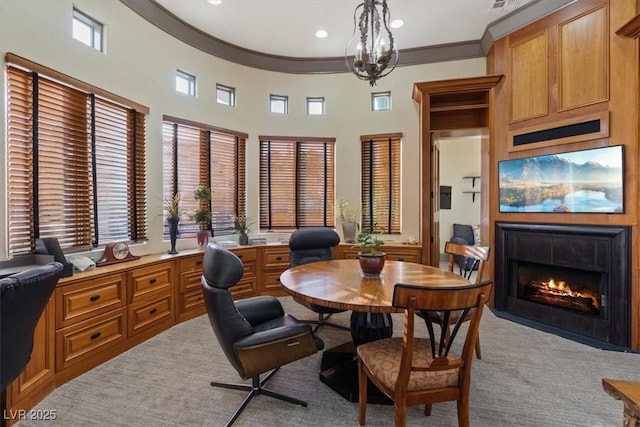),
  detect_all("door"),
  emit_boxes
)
[430,135,440,266]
